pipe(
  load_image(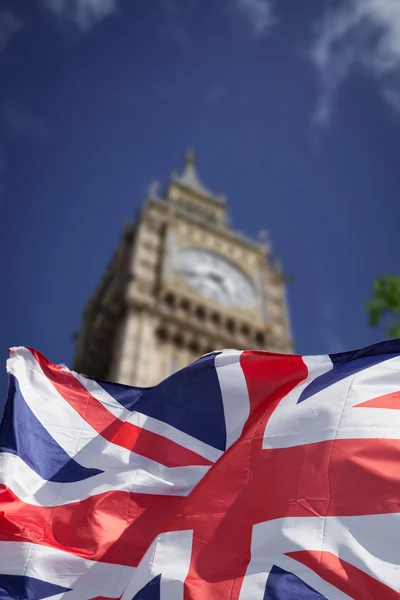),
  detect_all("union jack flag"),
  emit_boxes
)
[1,341,400,599]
